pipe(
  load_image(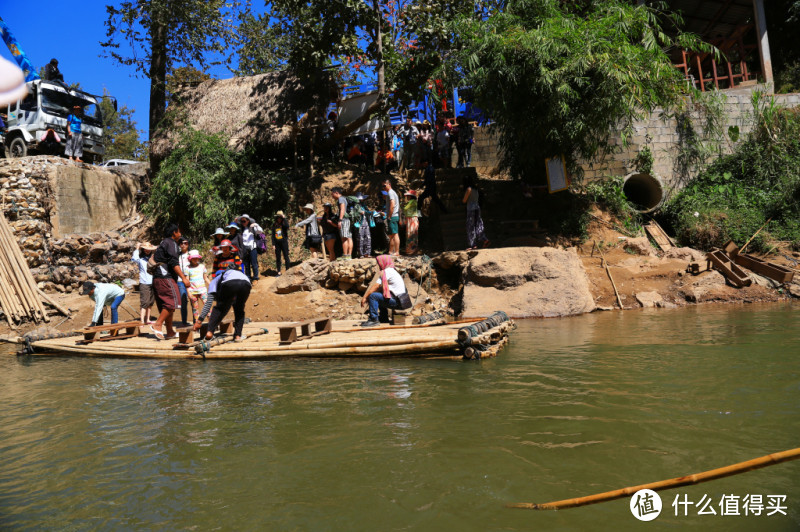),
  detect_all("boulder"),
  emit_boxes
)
[274,259,329,294]
[461,247,596,318]
[663,247,706,263]
[623,237,656,256]
[635,291,664,308]
[678,270,726,302]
